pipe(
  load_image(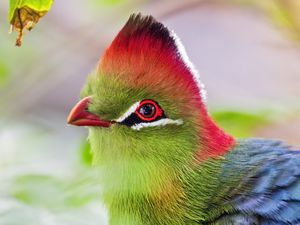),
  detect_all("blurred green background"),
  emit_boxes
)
[0,0,300,224]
